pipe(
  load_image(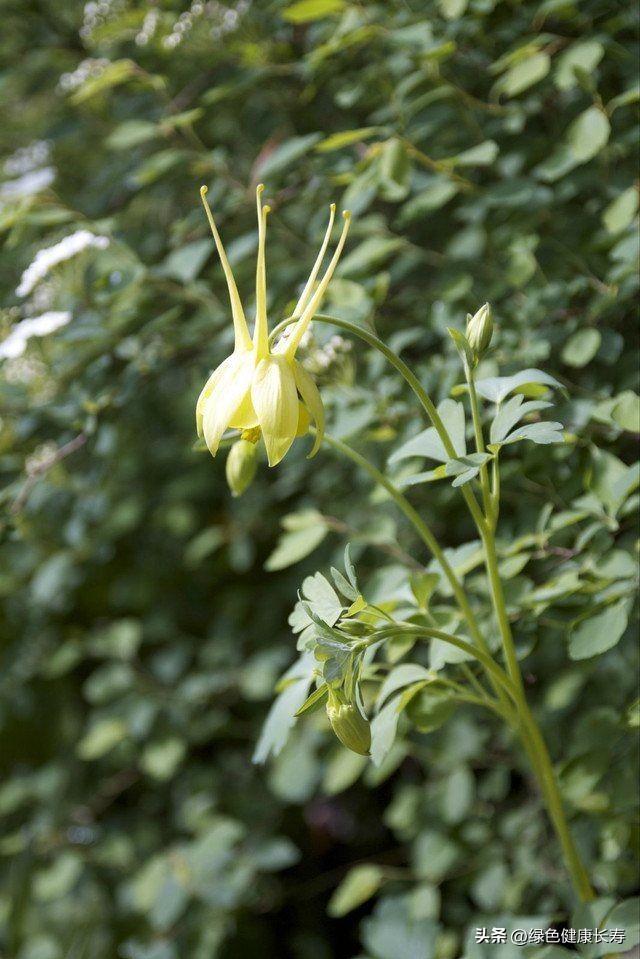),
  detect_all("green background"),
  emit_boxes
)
[0,1,637,957]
